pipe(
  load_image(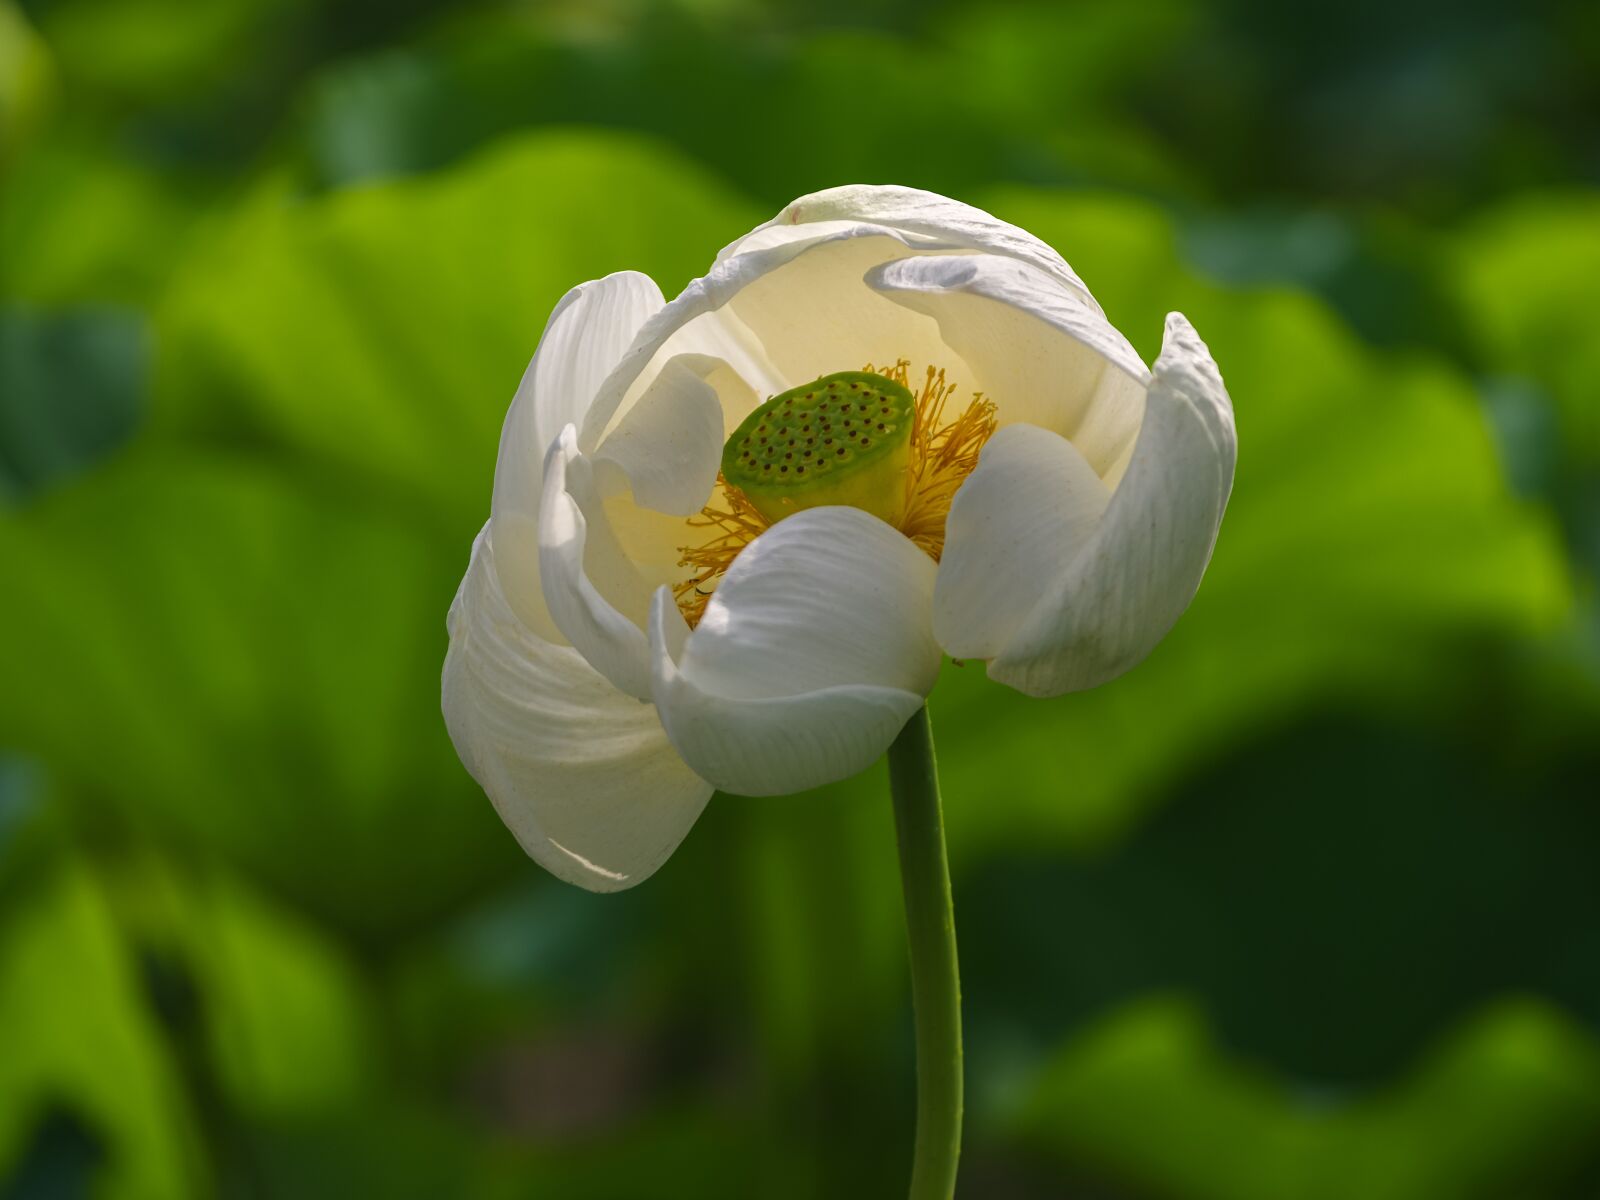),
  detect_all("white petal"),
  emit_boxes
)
[868,253,1149,480]
[713,217,951,267]
[593,354,725,516]
[539,427,655,699]
[933,424,1110,661]
[663,292,791,402]
[724,185,1101,312]
[490,271,664,639]
[681,508,941,697]
[647,508,941,796]
[581,224,981,449]
[580,188,1119,462]
[714,234,967,396]
[986,313,1238,696]
[509,271,667,492]
[443,525,712,892]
